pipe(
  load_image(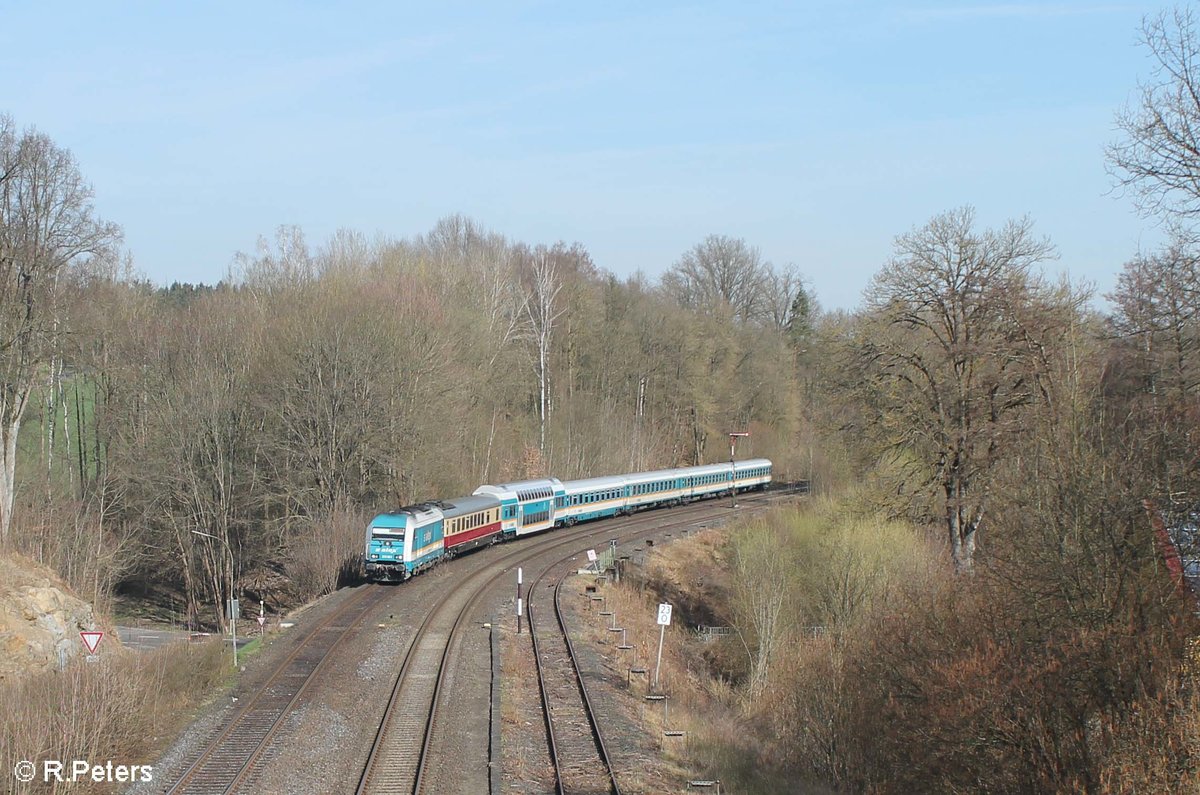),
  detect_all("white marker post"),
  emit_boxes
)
[228,598,239,669]
[517,567,524,634]
[654,603,672,690]
[257,600,266,637]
